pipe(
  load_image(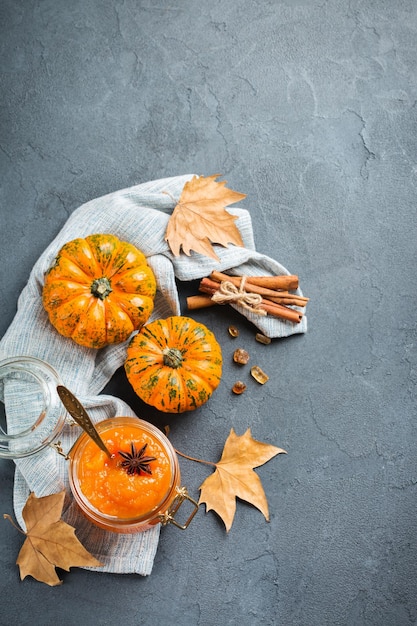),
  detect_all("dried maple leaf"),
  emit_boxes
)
[4,490,102,586]
[165,174,247,260]
[198,428,286,532]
